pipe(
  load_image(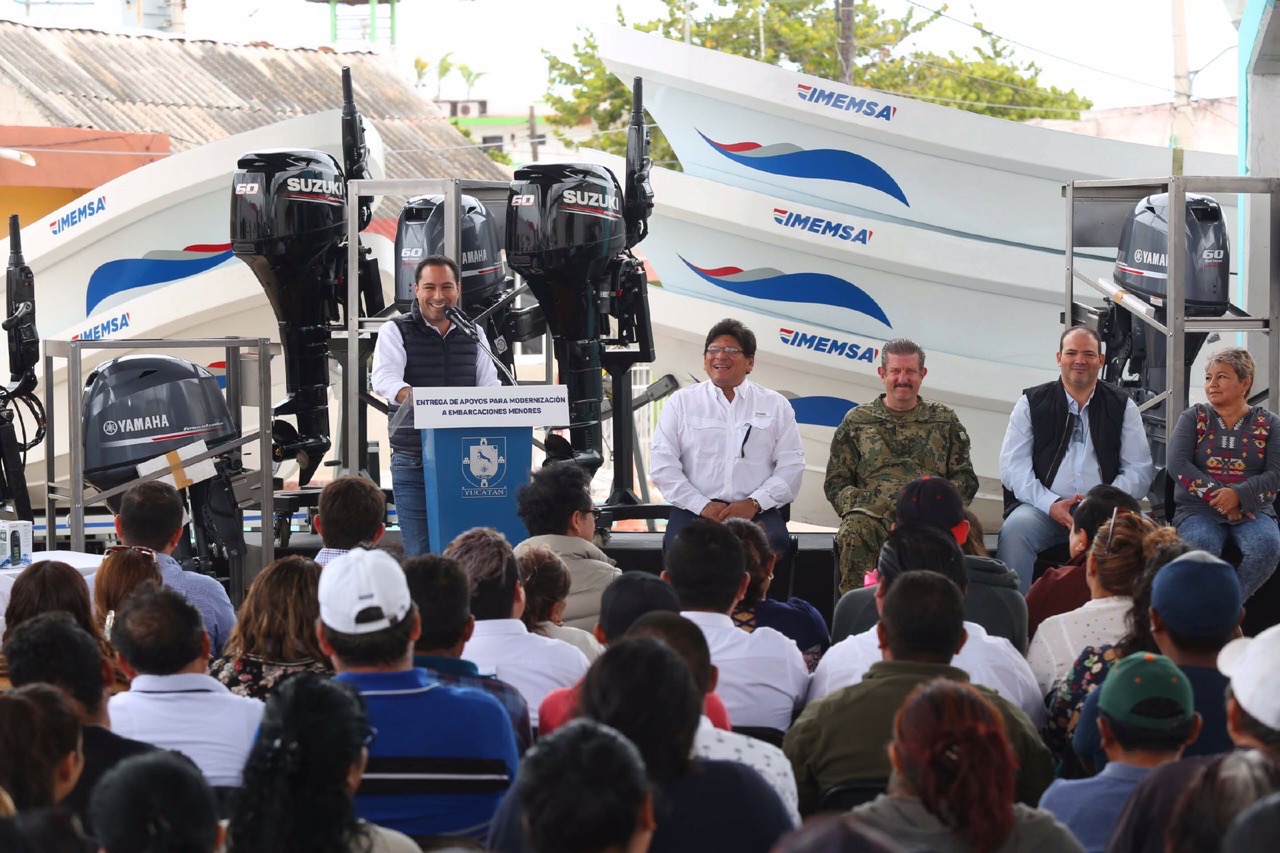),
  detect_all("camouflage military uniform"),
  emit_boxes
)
[825,394,978,593]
